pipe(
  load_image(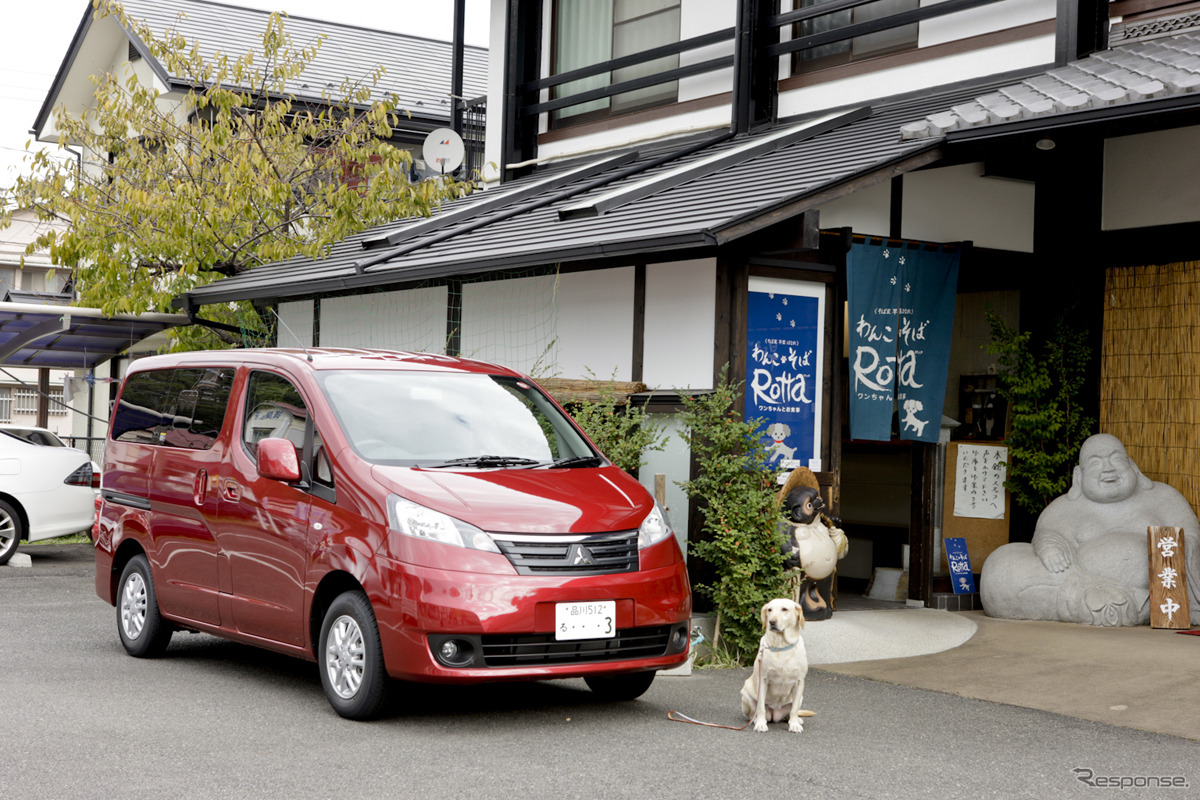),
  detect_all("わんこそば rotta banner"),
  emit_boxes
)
[745,278,825,471]
[846,240,959,443]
